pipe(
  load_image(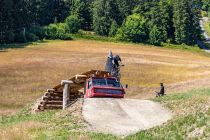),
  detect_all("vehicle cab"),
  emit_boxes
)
[84,76,125,98]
